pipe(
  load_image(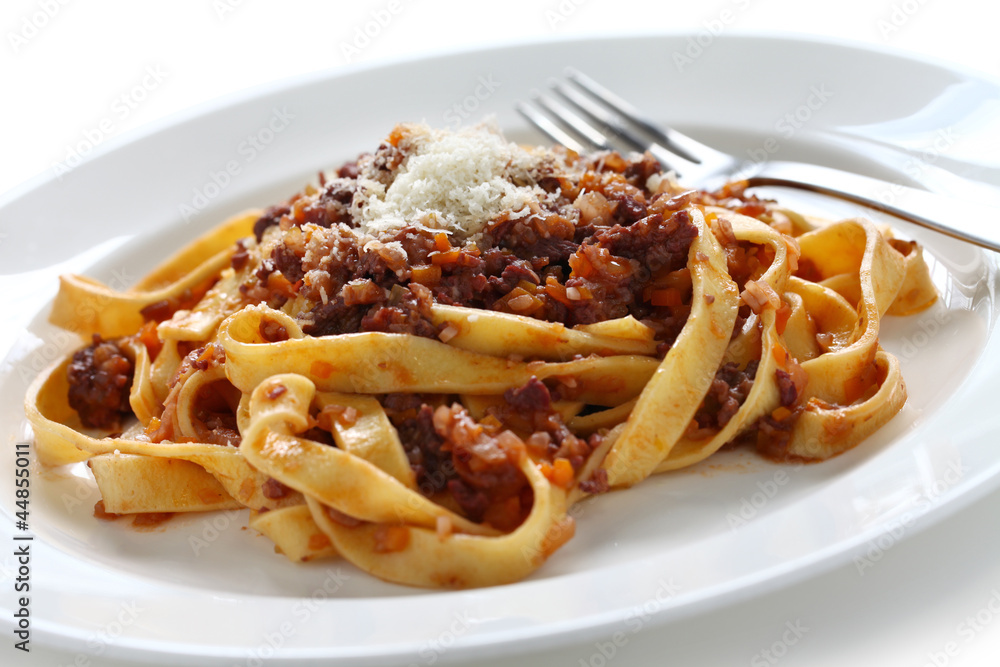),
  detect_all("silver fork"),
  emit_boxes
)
[517,68,1000,253]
